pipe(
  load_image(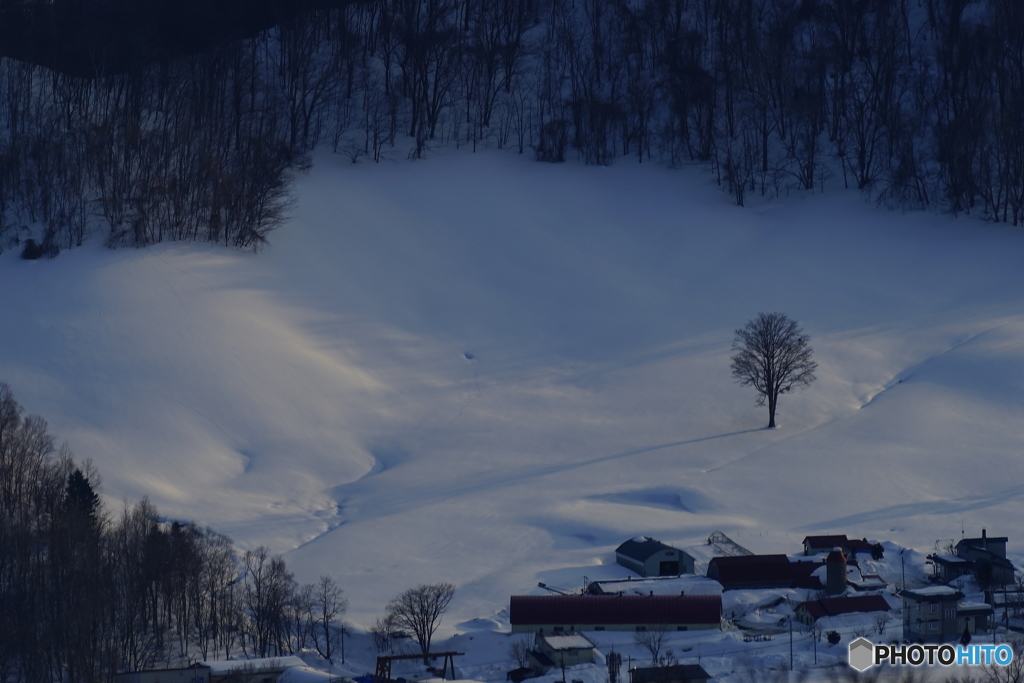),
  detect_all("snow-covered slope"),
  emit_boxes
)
[2,148,1023,631]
